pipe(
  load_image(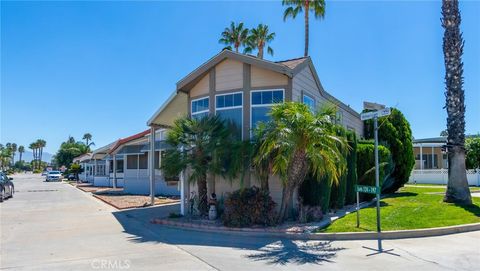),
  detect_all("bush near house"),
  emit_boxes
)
[344,131,358,205]
[356,142,392,201]
[222,186,277,227]
[466,136,480,169]
[363,108,414,194]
